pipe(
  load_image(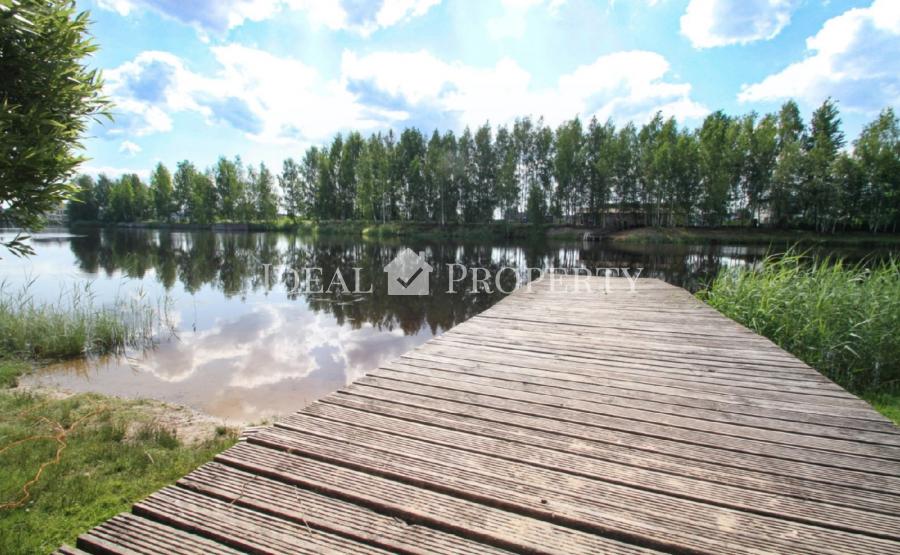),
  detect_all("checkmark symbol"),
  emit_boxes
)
[396,267,424,288]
